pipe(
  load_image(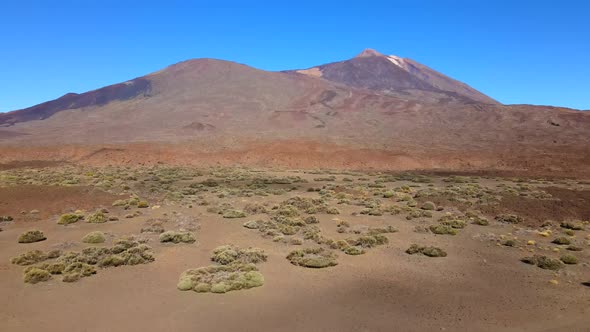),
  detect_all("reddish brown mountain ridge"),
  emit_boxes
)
[0,50,588,175]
